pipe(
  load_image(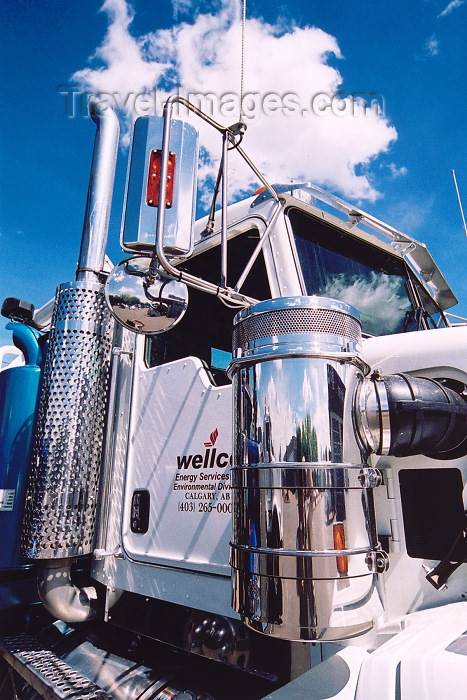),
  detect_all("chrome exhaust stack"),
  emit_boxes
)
[229,297,387,642]
[21,102,119,622]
